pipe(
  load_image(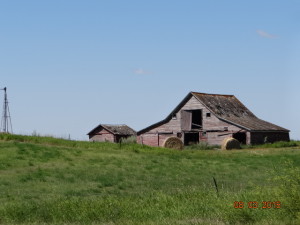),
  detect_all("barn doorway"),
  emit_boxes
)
[181,110,202,130]
[233,132,246,144]
[184,132,199,145]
